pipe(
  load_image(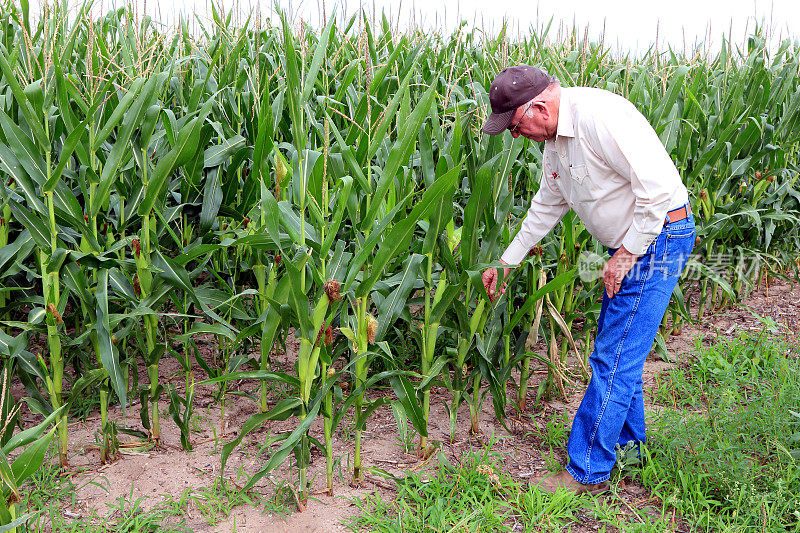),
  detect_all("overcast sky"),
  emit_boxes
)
[41,0,800,54]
